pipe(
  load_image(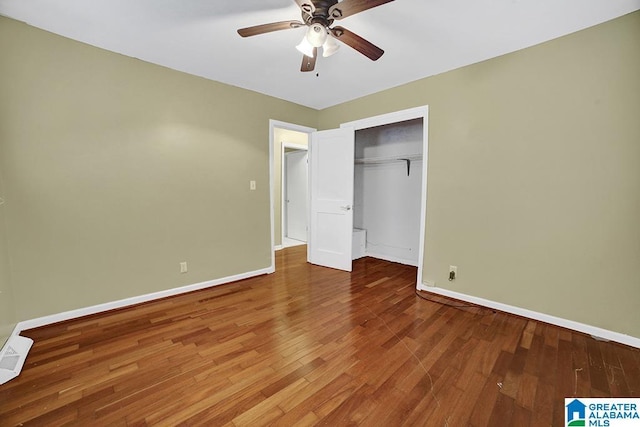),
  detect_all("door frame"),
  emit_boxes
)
[281,143,308,245]
[269,120,316,272]
[340,106,429,287]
